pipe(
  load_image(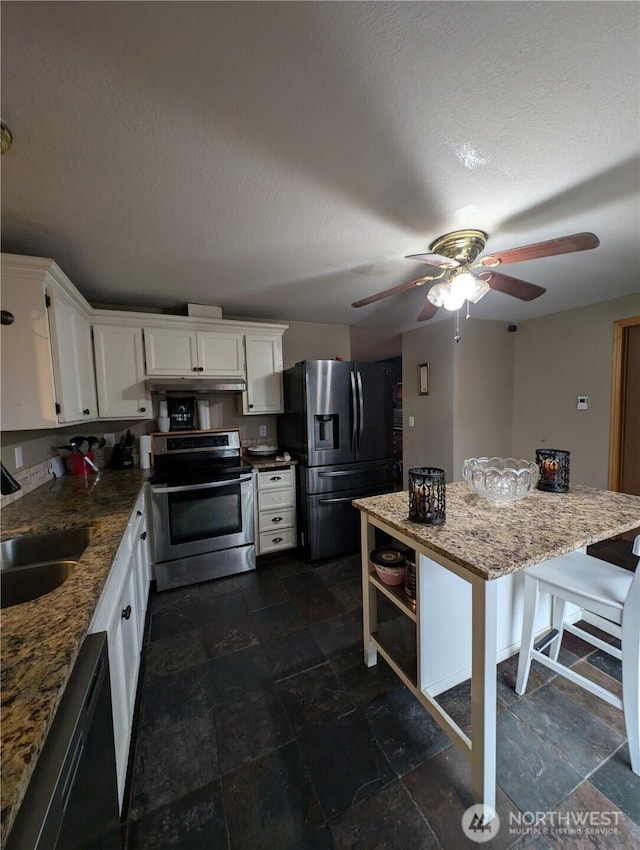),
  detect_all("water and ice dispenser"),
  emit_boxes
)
[314,414,339,450]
